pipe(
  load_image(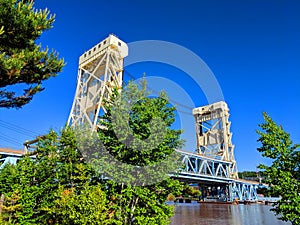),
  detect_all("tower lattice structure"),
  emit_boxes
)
[193,101,238,178]
[68,34,128,130]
